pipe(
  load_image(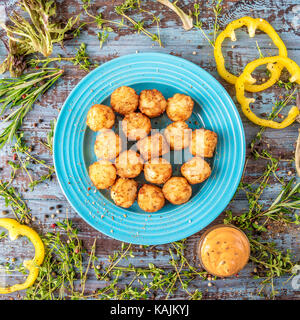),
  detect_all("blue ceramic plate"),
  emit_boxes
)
[54,53,245,245]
